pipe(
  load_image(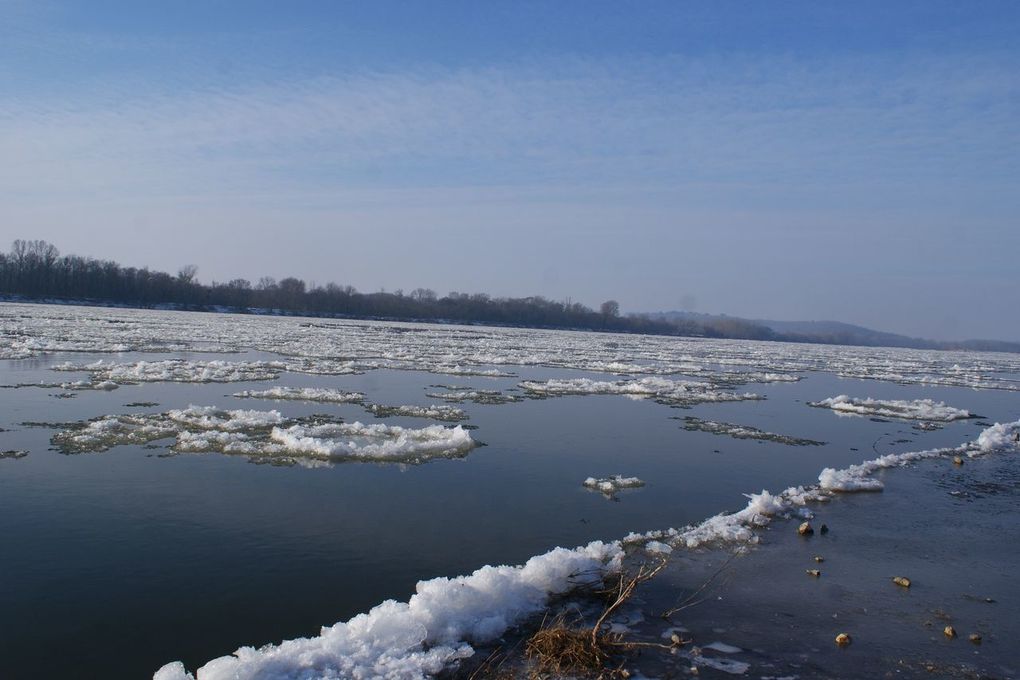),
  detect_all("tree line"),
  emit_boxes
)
[0,239,740,336]
[6,239,1007,350]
